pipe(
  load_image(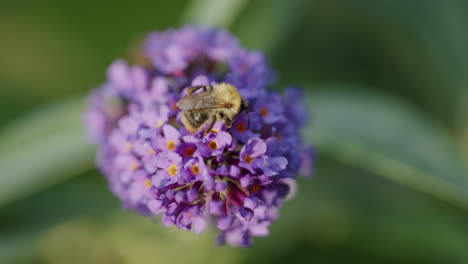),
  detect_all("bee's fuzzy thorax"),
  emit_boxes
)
[213,83,243,111]
[177,82,245,134]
